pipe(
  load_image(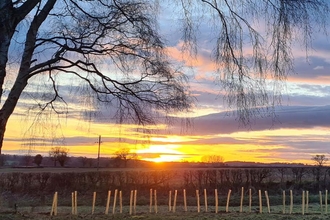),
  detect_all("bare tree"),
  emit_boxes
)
[201,155,224,164]
[114,147,134,168]
[0,0,191,154]
[49,146,69,167]
[177,0,329,124]
[312,154,328,190]
[0,0,328,155]
[312,154,328,167]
